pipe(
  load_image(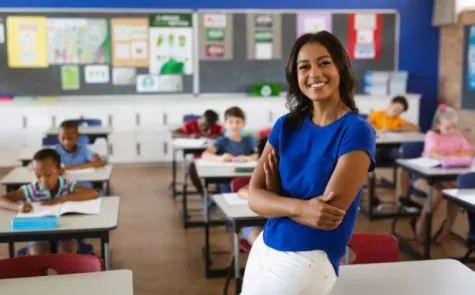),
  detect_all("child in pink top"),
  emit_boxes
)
[411,104,474,244]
